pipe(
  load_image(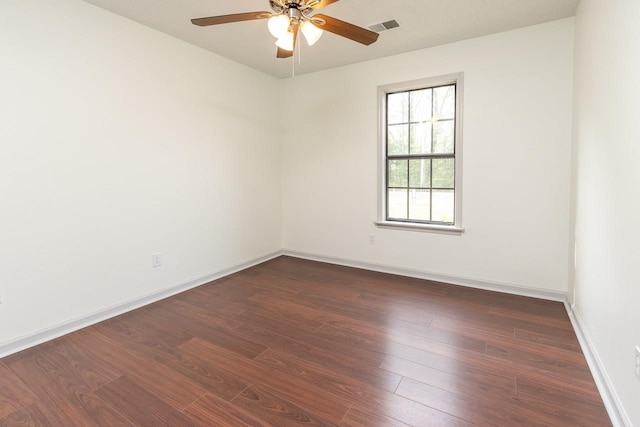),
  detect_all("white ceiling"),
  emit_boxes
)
[81,0,579,79]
